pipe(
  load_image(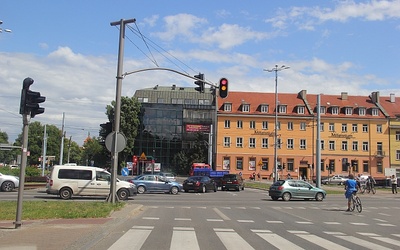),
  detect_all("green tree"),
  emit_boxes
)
[105,96,141,163]
[81,137,103,166]
[0,131,15,165]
